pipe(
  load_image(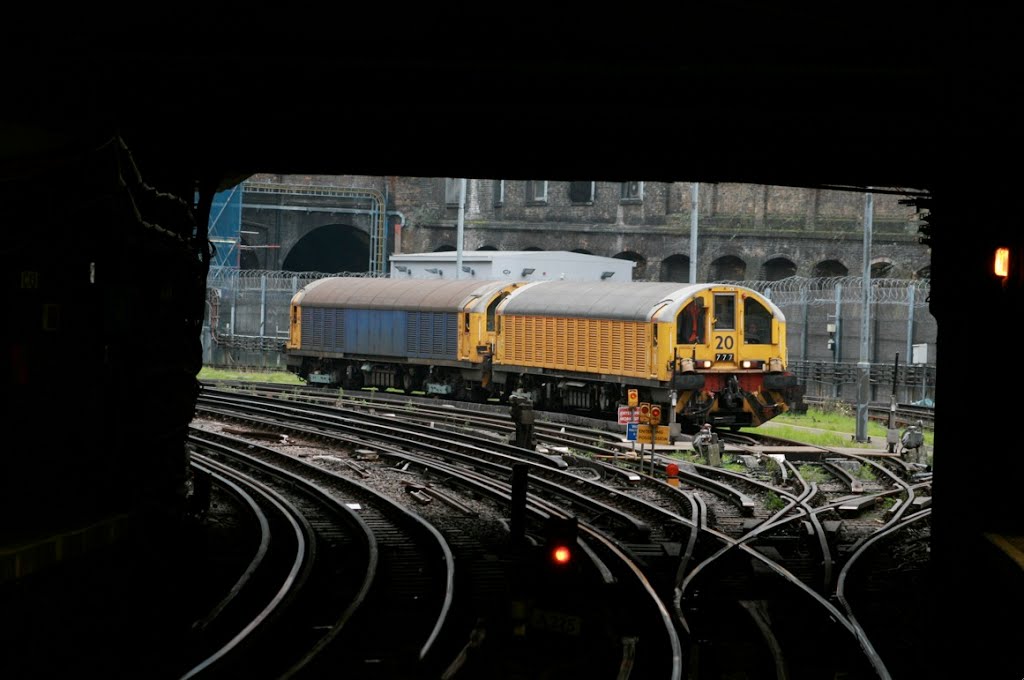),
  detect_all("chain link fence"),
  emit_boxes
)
[719,276,936,405]
[204,271,937,405]
[203,268,382,368]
